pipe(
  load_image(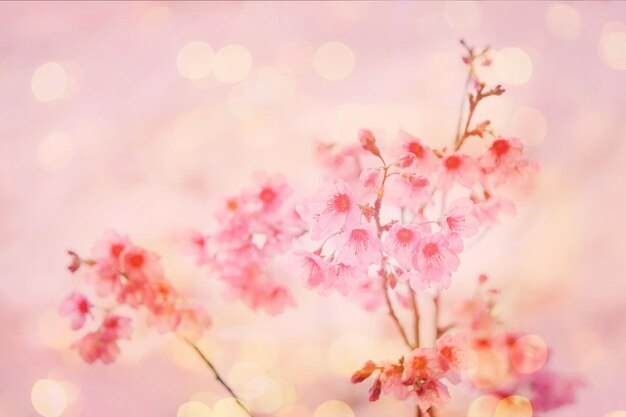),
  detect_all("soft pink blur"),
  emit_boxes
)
[1,2,626,416]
